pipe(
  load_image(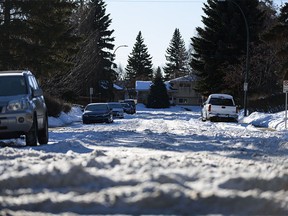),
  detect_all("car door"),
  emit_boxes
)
[27,75,46,127]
